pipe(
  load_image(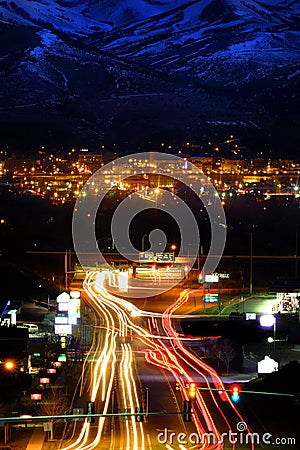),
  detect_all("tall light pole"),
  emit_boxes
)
[145,387,149,417]
[64,249,69,290]
[240,267,245,314]
[142,234,147,252]
[250,232,253,295]
[295,231,298,278]
[260,314,276,355]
